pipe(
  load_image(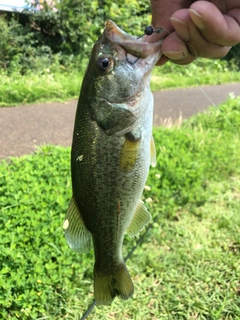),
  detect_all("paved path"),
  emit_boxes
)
[0,83,240,159]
